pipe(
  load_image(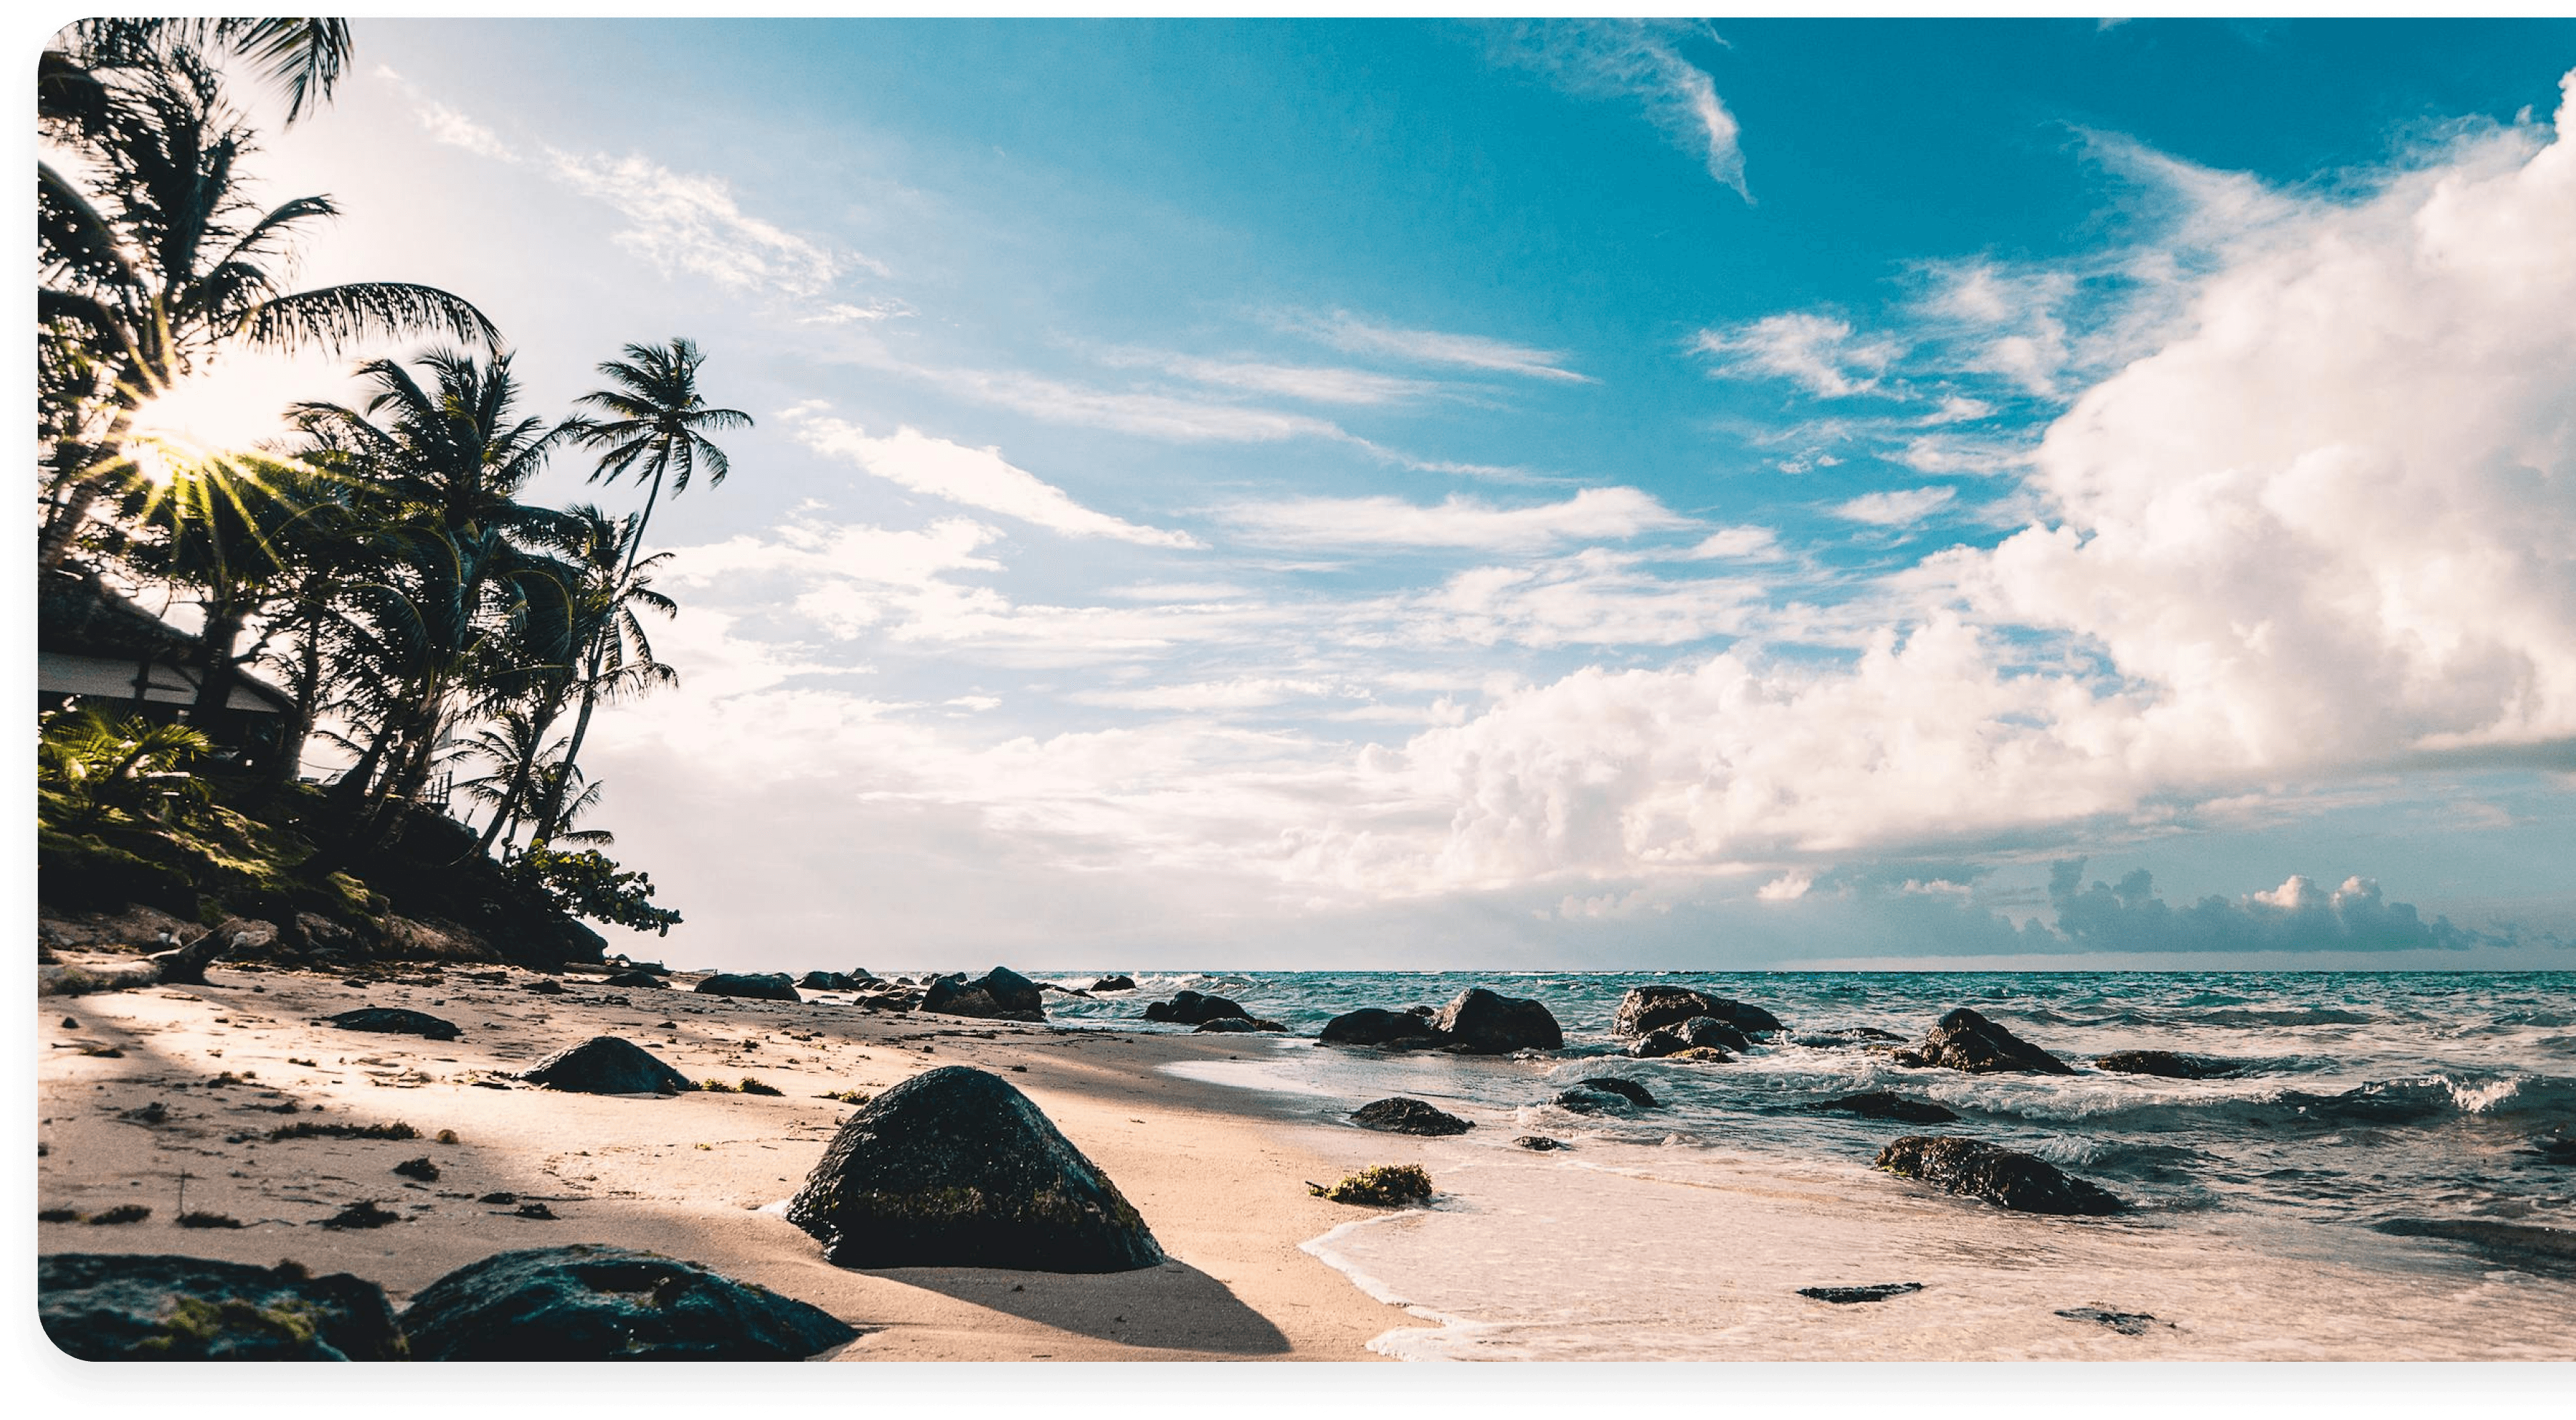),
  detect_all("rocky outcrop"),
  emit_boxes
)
[1193,1017,1285,1033]
[1318,1008,1439,1048]
[1350,1096,1474,1136]
[1431,986,1563,1054]
[693,972,800,1003]
[38,1253,403,1360]
[521,1037,696,1096]
[1800,1091,1960,1124]
[919,967,1046,1021]
[1090,975,1137,992]
[1612,985,1784,1038]
[1893,1008,2074,1074]
[398,1245,856,1360]
[321,1007,461,1041]
[786,1066,1162,1272]
[2094,1050,2235,1080]
[1875,1136,2125,1215]
[1628,1015,1749,1058]
[1143,989,1251,1026]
